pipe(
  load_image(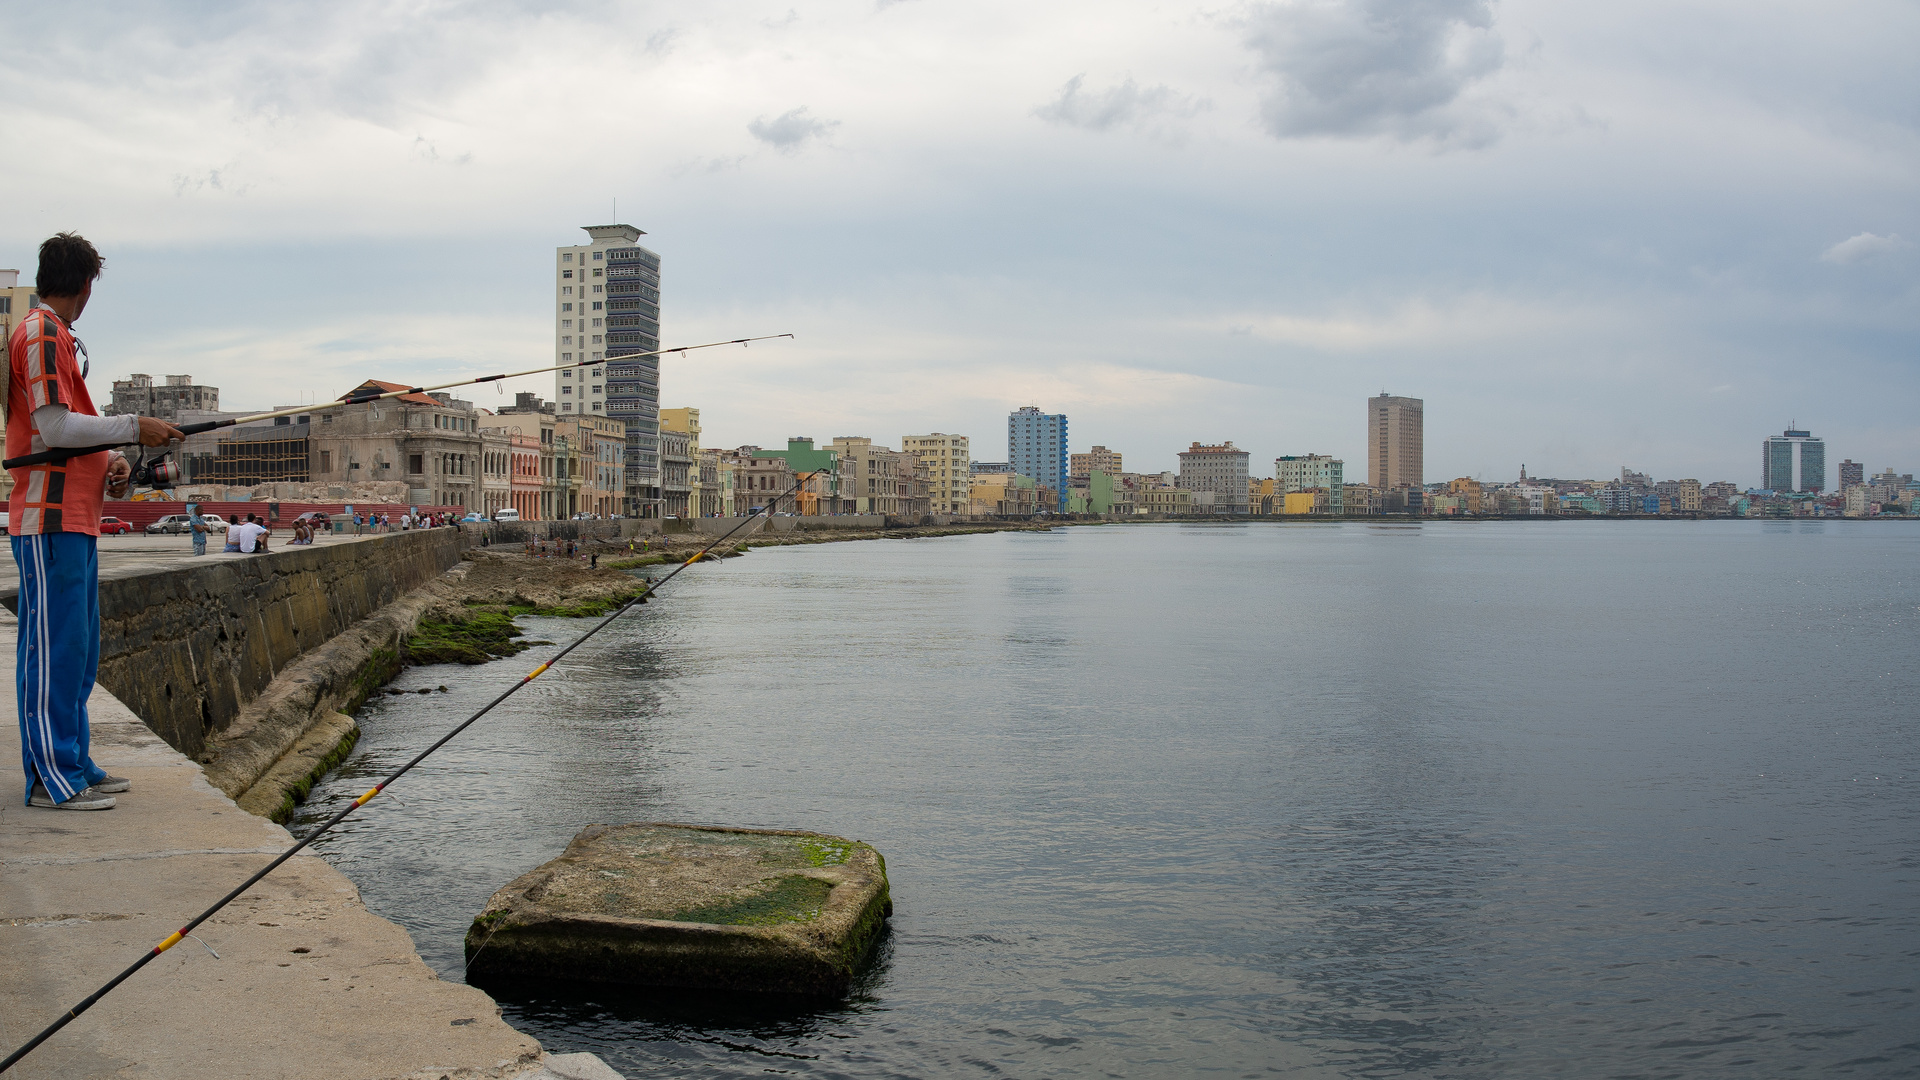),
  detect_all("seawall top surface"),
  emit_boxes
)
[0,610,561,1080]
